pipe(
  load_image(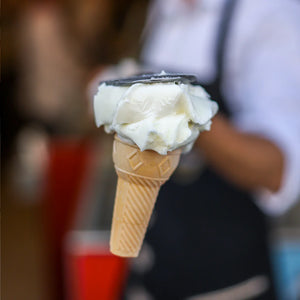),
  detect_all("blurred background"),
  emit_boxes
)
[2,0,300,300]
